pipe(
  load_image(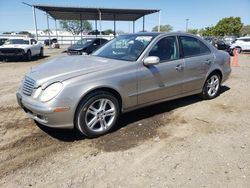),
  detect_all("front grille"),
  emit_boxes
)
[0,48,24,55]
[22,76,36,96]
